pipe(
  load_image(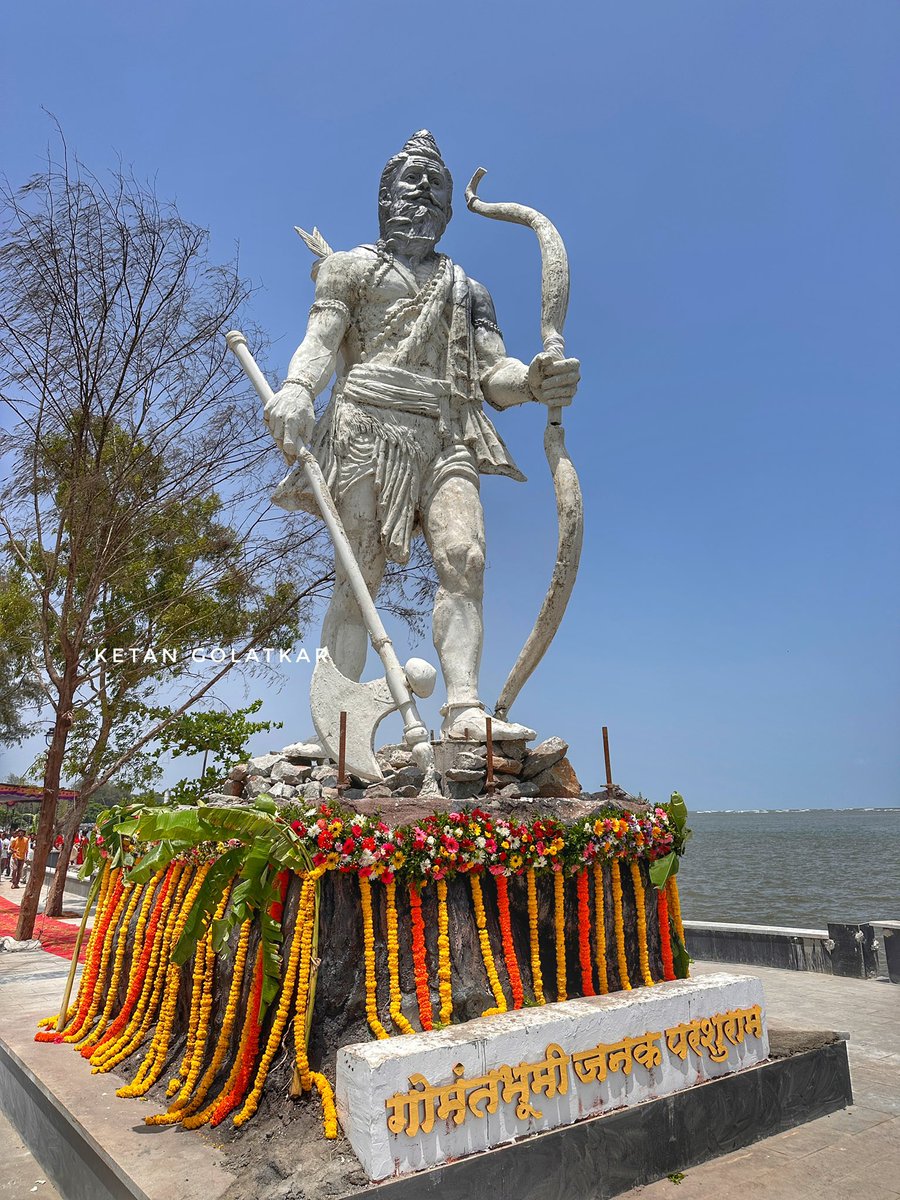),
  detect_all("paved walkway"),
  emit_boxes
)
[0,1105,61,1200]
[634,960,900,1200]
